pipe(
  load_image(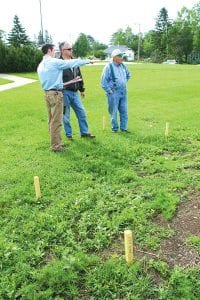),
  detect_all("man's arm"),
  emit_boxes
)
[56,58,92,70]
[101,65,113,94]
